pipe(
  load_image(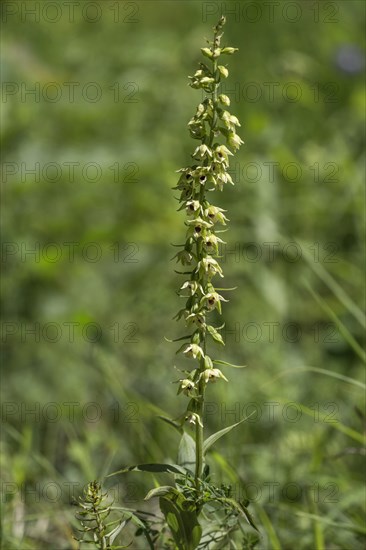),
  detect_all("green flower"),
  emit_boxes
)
[201,368,228,383]
[173,249,193,265]
[221,47,238,55]
[185,311,206,329]
[203,233,225,255]
[197,257,224,279]
[186,217,213,239]
[218,94,230,106]
[205,205,228,224]
[221,110,241,131]
[183,343,205,359]
[202,291,228,312]
[201,47,213,59]
[186,200,201,216]
[193,144,213,159]
[185,412,203,427]
[180,281,203,296]
[188,120,206,139]
[214,144,233,165]
[228,132,244,151]
[218,65,229,78]
[215,170,235,191]
[178,379,196,396]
